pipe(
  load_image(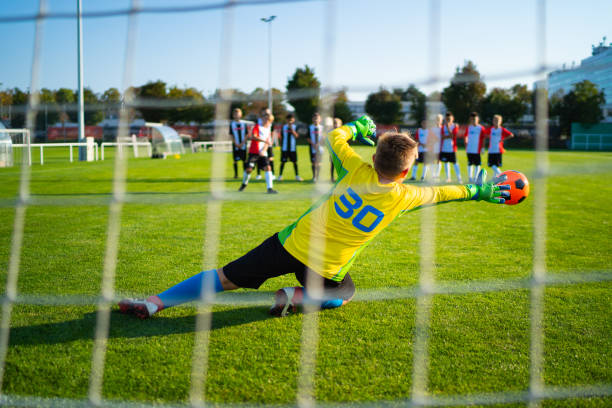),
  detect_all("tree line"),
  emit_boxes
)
[0,61,605,137]
[364,60,605,137]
